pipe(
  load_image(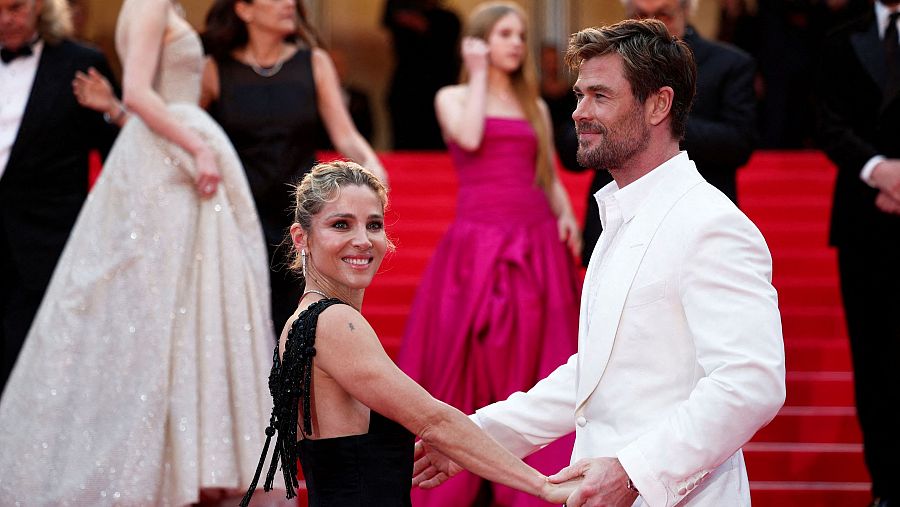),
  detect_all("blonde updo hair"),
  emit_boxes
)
[288,160,391,275]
